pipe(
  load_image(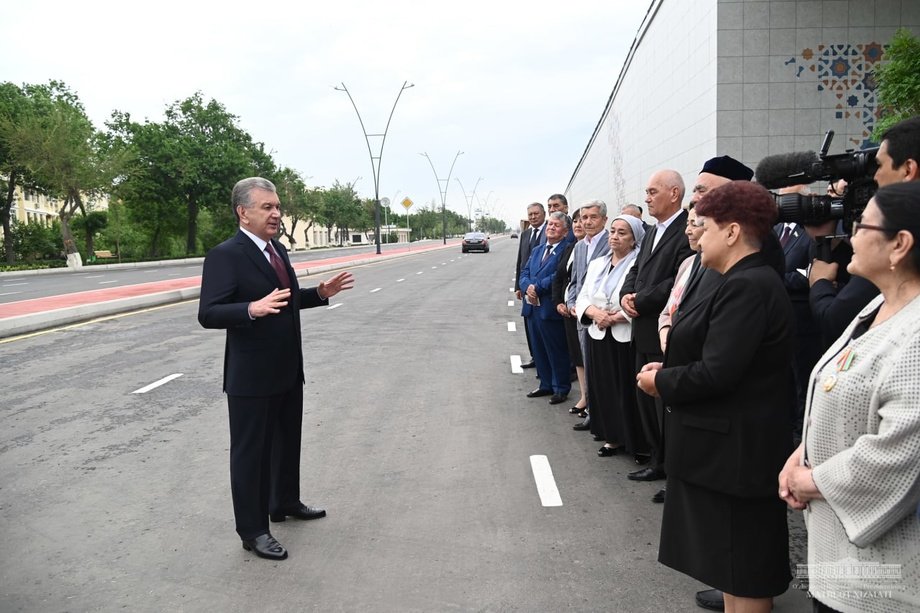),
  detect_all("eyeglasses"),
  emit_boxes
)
[852,221,896,236]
